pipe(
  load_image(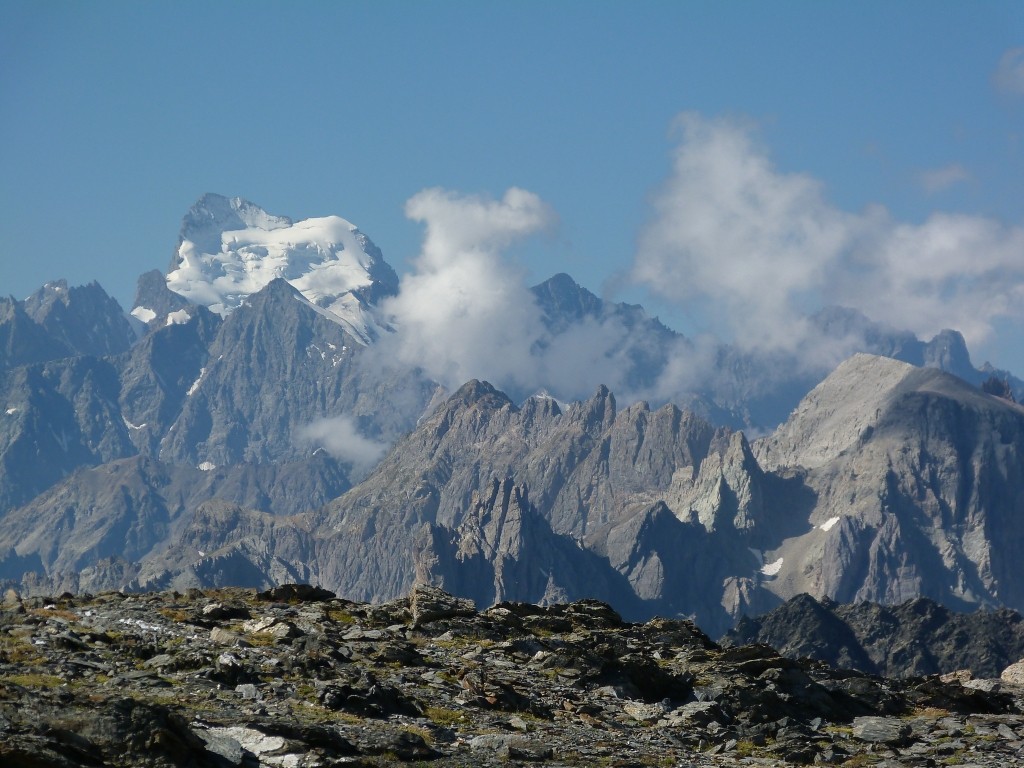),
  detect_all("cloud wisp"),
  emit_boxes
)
[297,415,388,478]
[633,113,1024,363]
[993,47,1024,97]
[917,164,971,194]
